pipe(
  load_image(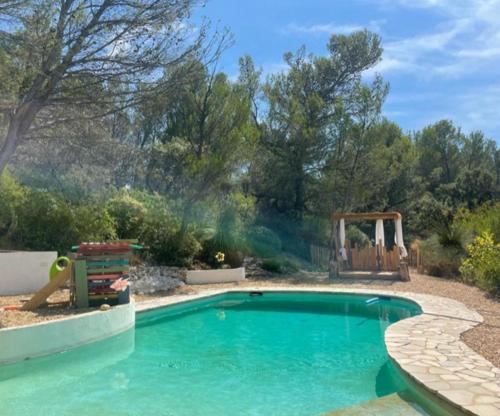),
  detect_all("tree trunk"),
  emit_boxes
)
[0,122,19,174]
[294,172,305,220]
[328,219,340,279]
[0,103,40,174]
